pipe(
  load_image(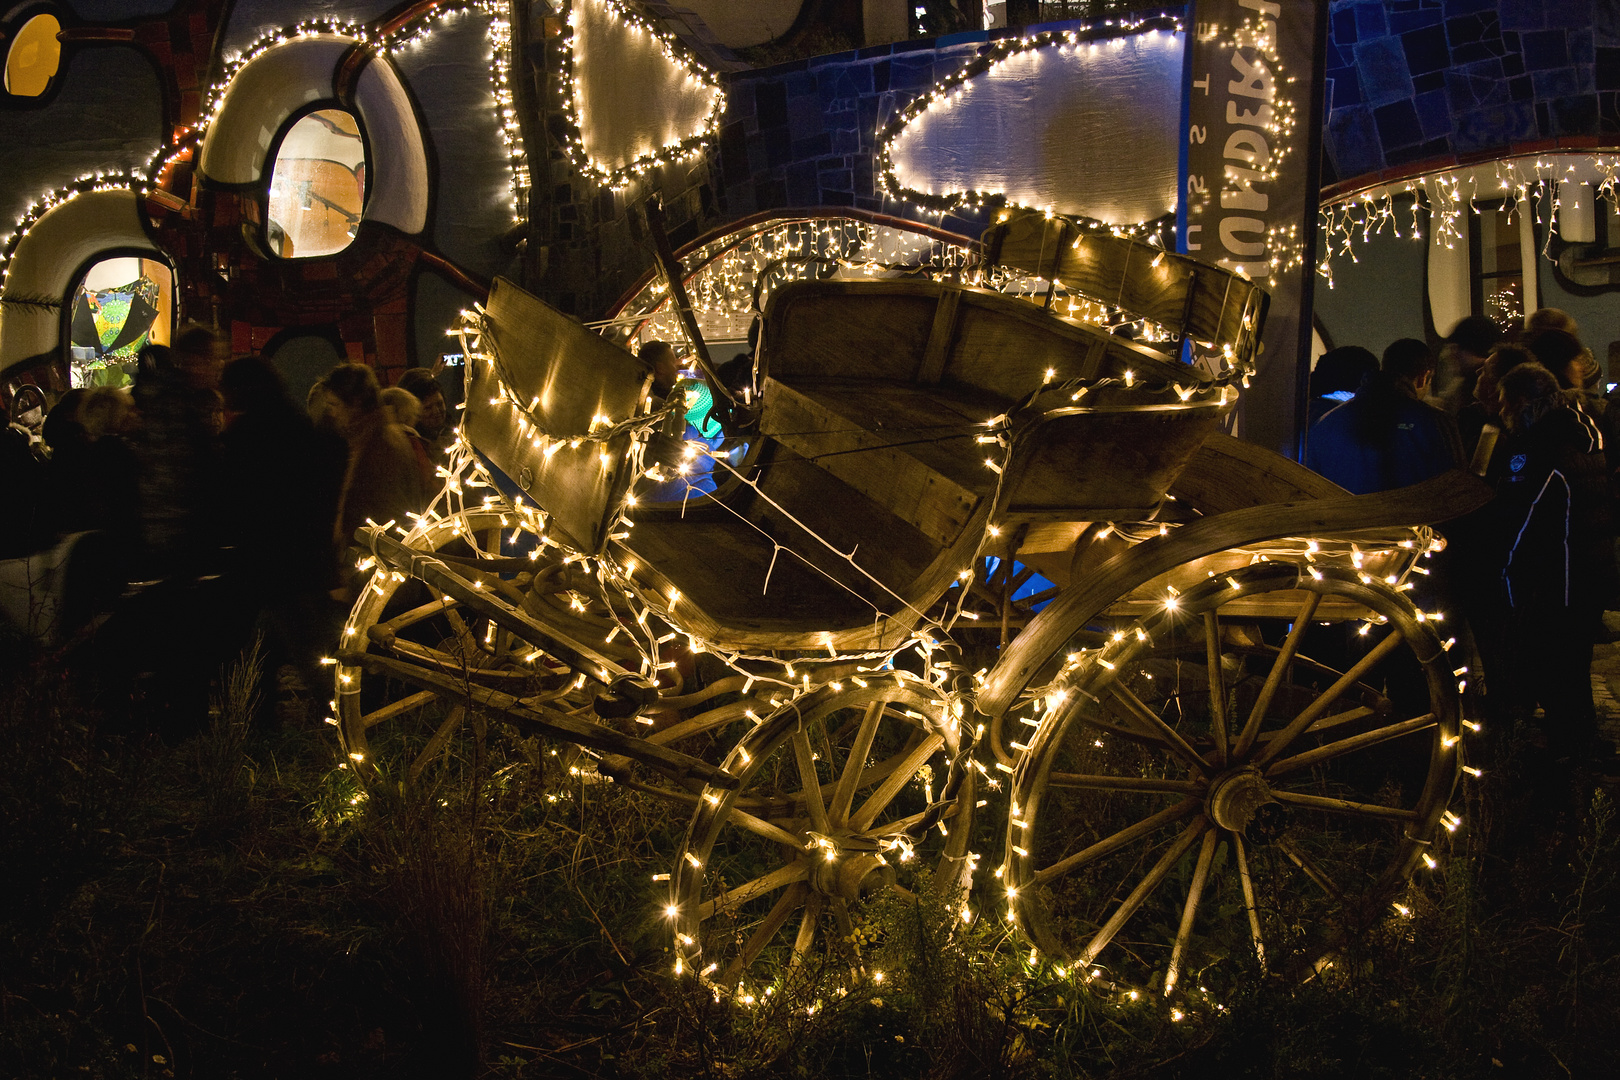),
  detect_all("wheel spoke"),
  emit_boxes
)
[724,807,810,849]
[1033,797,1201,886]
[1075,817,1206,969]
[408,705,465,782]
[1277,836,1345,903]
[1046,773,1200,795]
[1253,629,1405,768]
[848,731,941,833]
[830,700,886,825]
[792,729,832,836]
[1271,789,1419,821]
[1070,711,1180,752]
[1266,713,1437,777]
[1164,827,1219,996]
[374,597,455,636]
[791,891,824,963]
[1231,832,1267,971]
[361,689,439,729]
[1204,611,1229,763]
[1106,682,1213,775]
[1252,705,1377,745]
[699,861,809,921]
[1233,591,1321,759]
[721,881,809,986]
